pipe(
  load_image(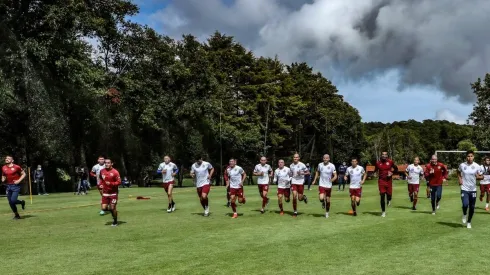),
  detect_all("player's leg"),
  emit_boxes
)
[262,185,269,211]
[436,186,442,209]
[350,195,357,215]
[486,187,490,210]
[238,188,246,204]
[461,191,469,224]
[201,185,210,216]
[325,189,331,215]
[197,187,205,209]
[430,186,438,213]
[408,184,413,202]
[479,184,484,202]
[379,184,386,216]
[467,191,477,228]
[109,197,118,226]
[412,185,419,210]
[167,183,176,212]
[292,185,298,216]
[298,185,307,204]
[6,186,20,219]
[387,183,393,206]
[230,191,238,218]
[277,191,284,215]
[426,182,430,198]
[319,187,326,209]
